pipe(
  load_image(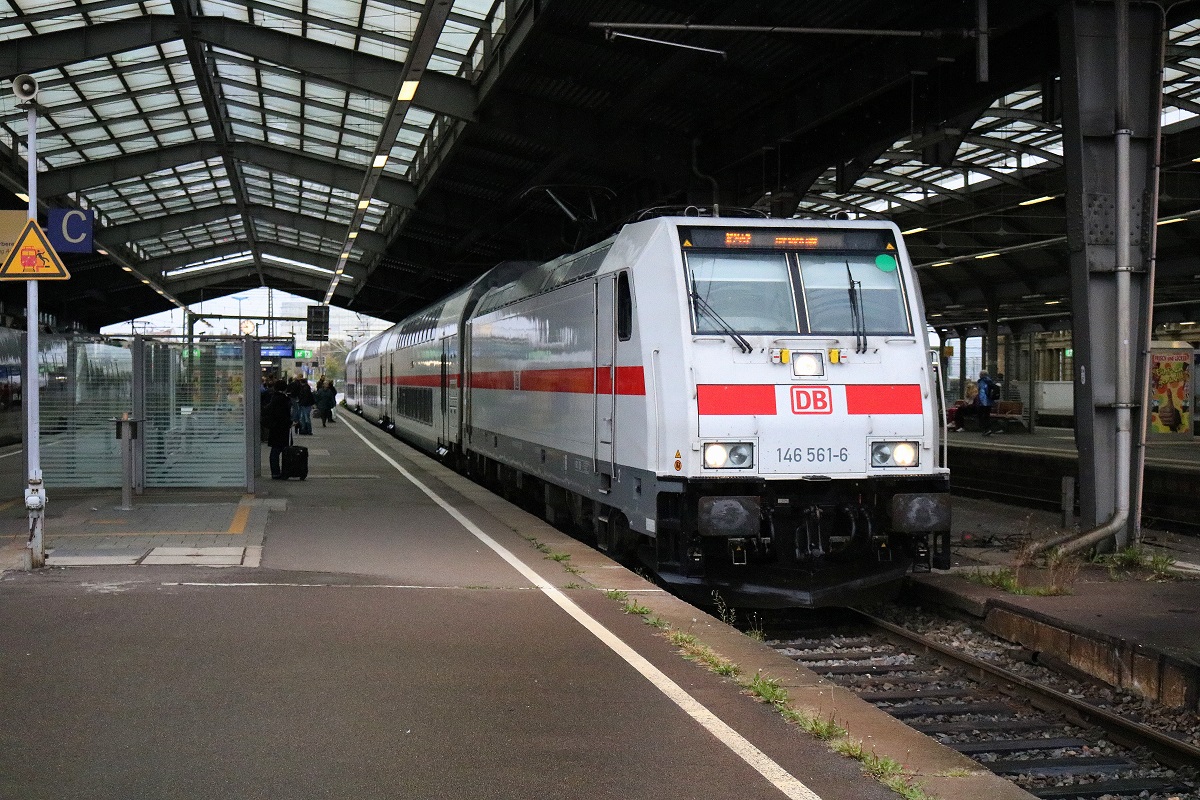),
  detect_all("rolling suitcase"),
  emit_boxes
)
[281,433,308,480]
